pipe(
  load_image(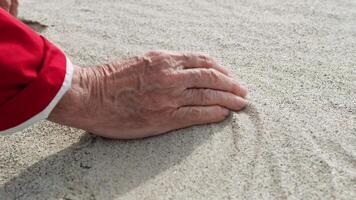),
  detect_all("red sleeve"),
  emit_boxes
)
[0,9,73,134]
